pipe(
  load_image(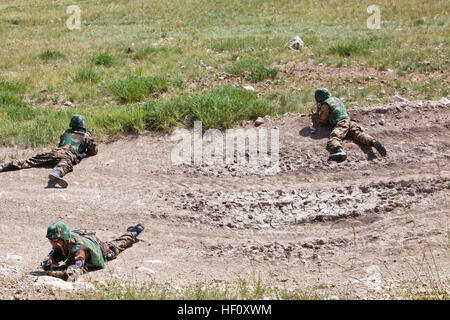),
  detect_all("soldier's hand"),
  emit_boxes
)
[47,270,69,281]
[41,257,53,271]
